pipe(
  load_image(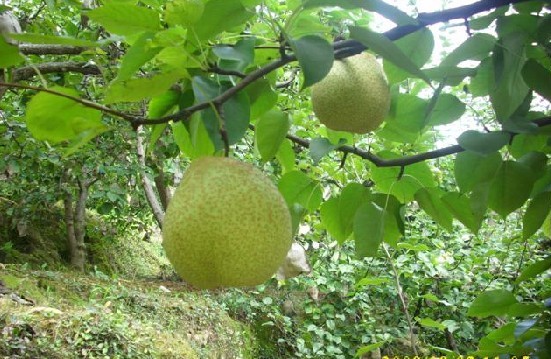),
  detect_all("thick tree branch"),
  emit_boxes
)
[11,62,101,82]
[19,44,87,55]
[284,117,551,167]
